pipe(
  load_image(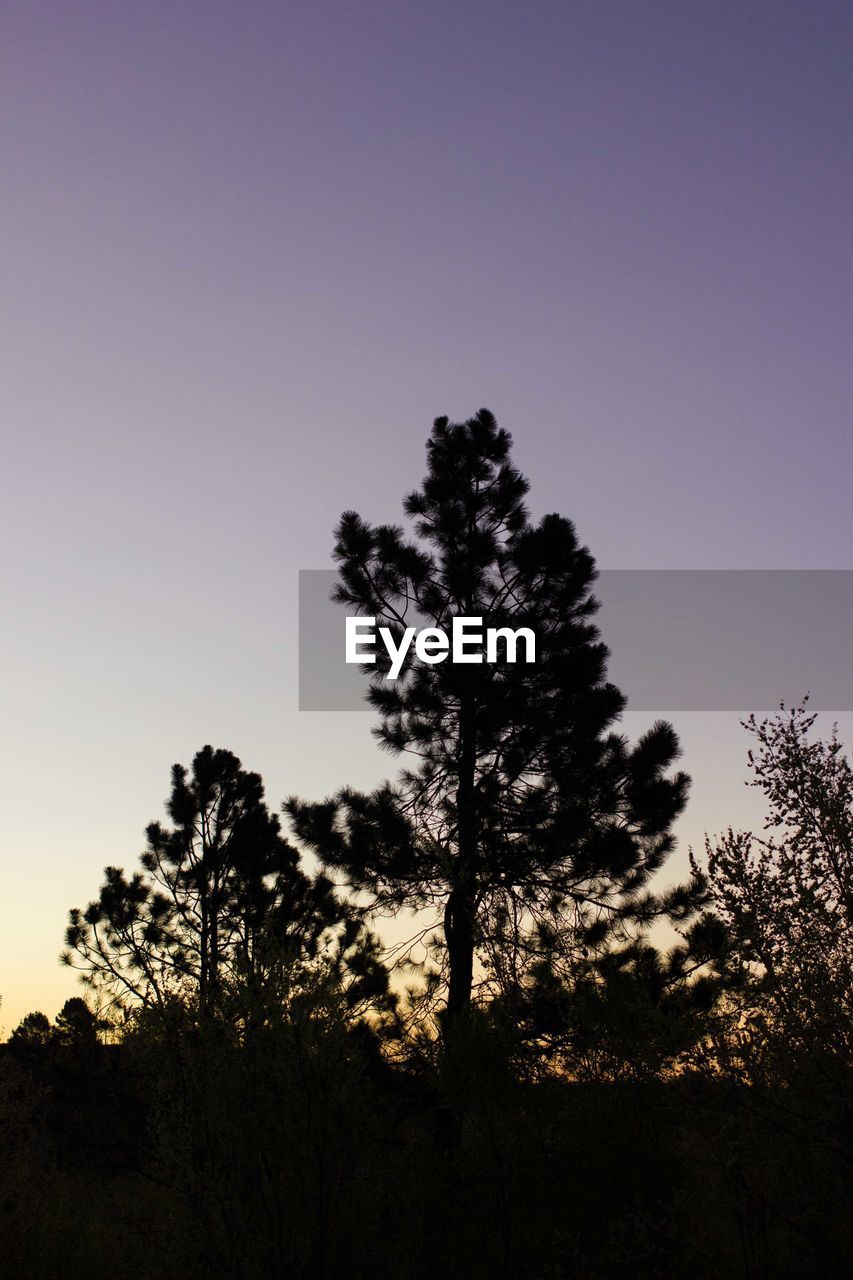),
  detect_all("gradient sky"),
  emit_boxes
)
[2,1,851,1028]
